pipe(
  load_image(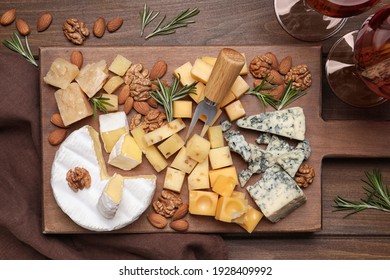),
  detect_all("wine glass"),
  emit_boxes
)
[274,0,381,41]
[326,4,389,107]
